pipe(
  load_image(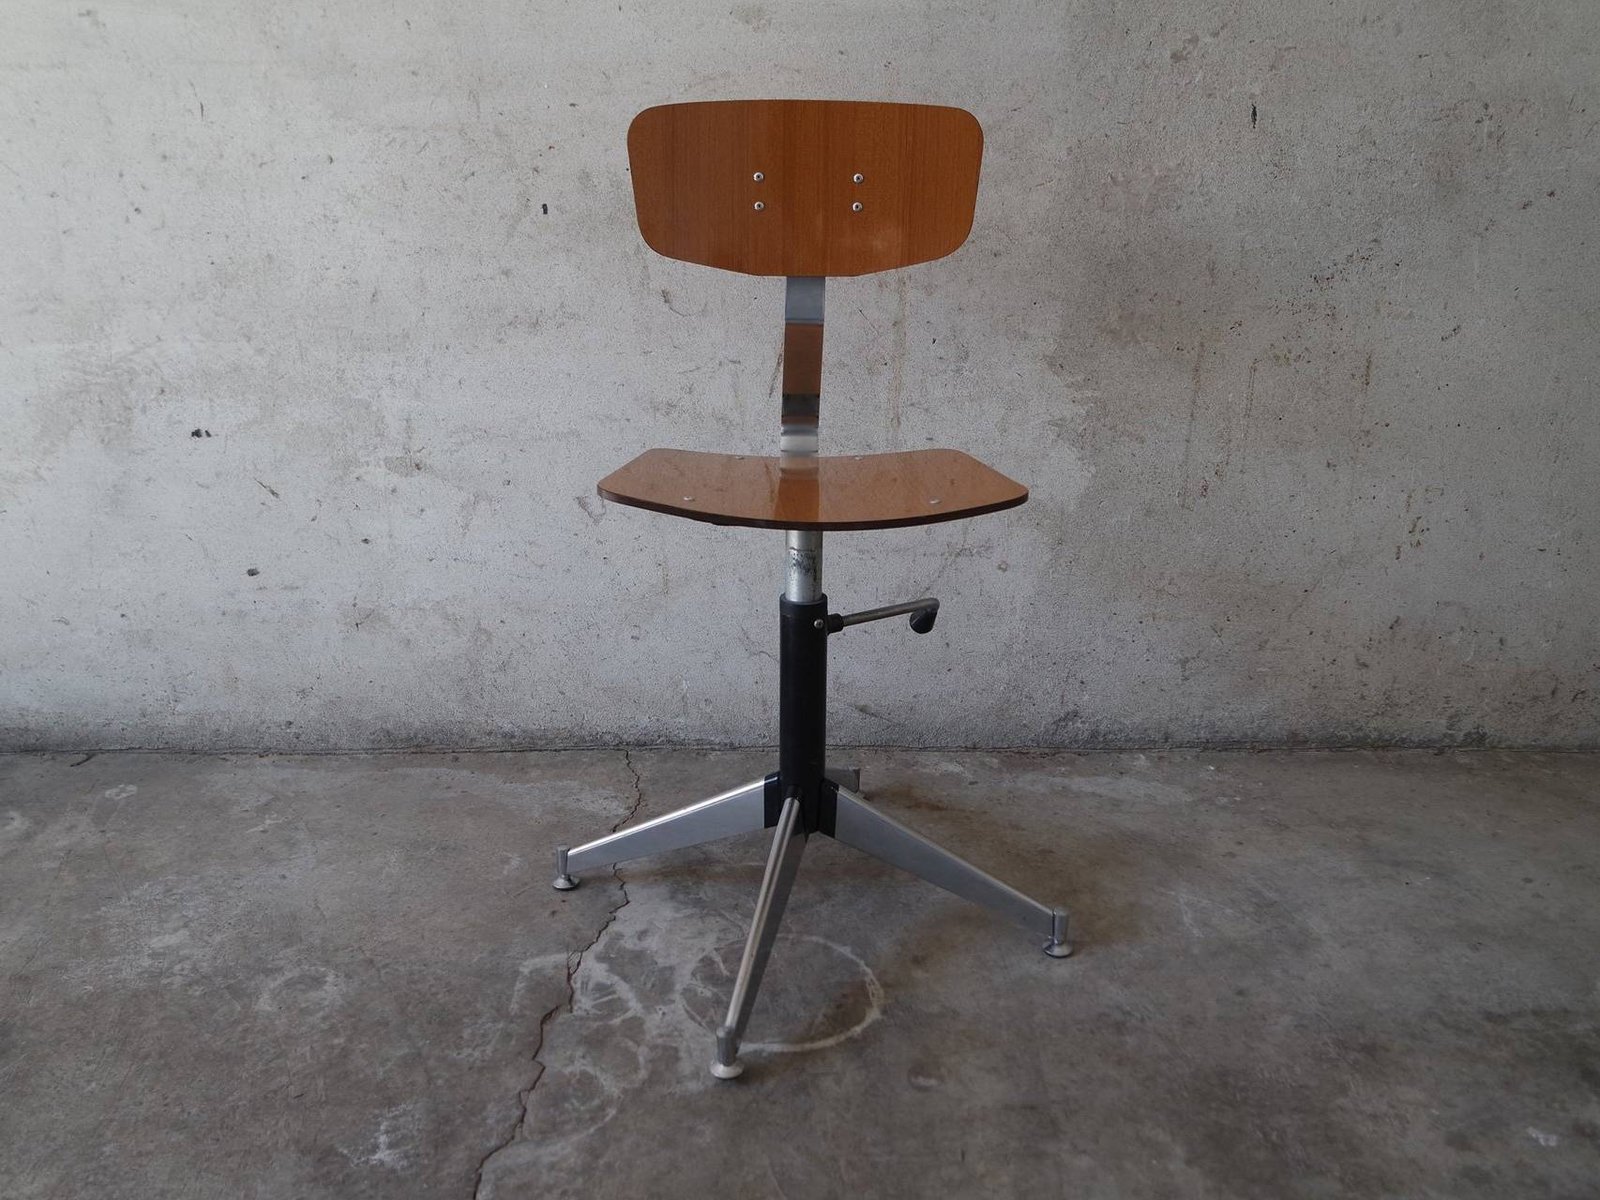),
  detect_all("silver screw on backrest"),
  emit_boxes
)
[753,201,765,211]
[852,173,864,184]
[851,201,863,212]
[753,172,764,182]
